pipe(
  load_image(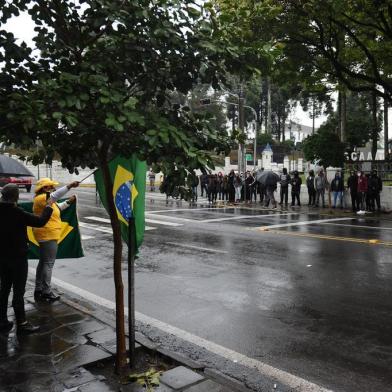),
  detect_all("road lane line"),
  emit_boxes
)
[85,216,183,227]
[81,235,95,240]
[319,222,392,230]
[199,212,294,223]
[145,213,193,222]
[27,269,333,392]
[165,242,228,254]
[79,221,156,232]
[258,229,392,246]
[146,207,235,214]
[257,217,355,230]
